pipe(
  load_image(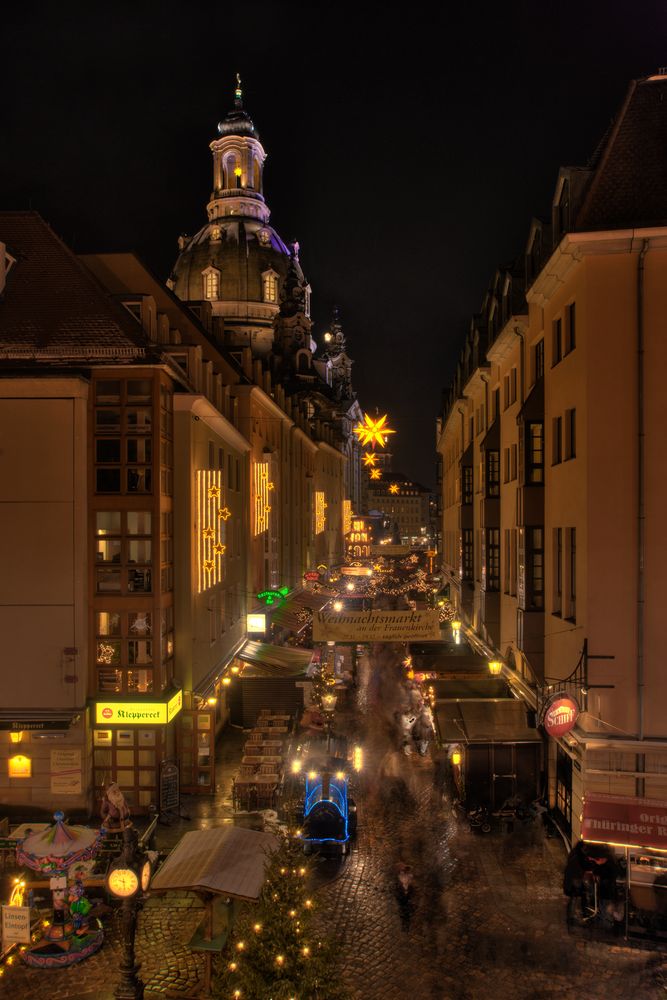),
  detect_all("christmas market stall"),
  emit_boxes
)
[436,700,542,814]
[149,824,278,995]
[226,642,314,728]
